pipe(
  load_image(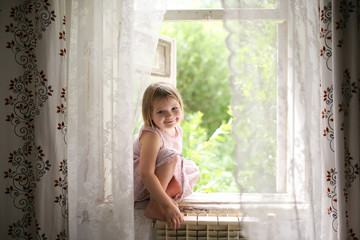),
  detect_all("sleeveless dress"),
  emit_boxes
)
[133,124,199,202]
